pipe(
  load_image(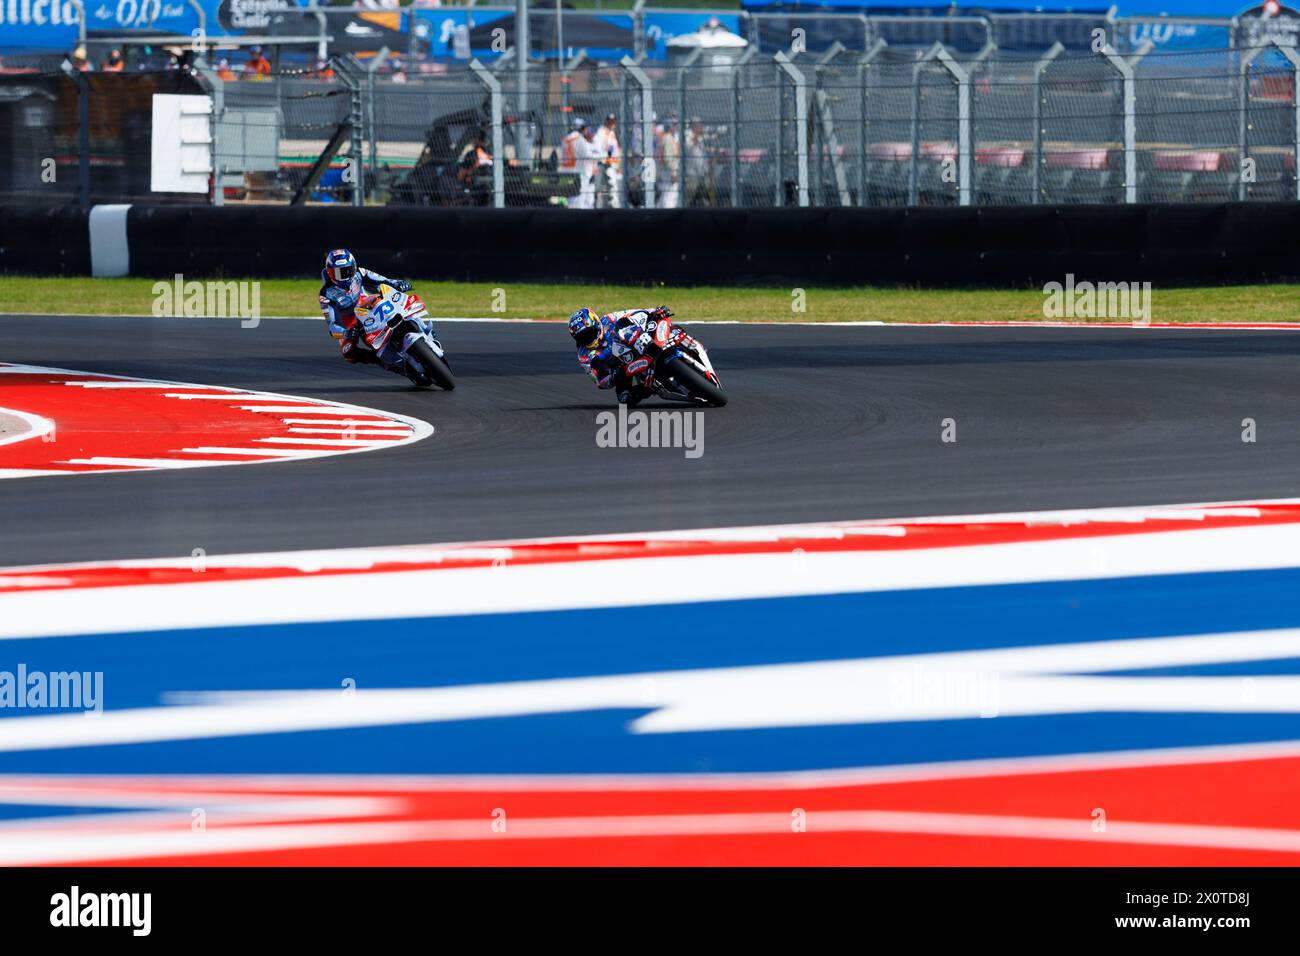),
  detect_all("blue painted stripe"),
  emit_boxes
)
[3,567,1300,710]
[2,566,1299,778]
